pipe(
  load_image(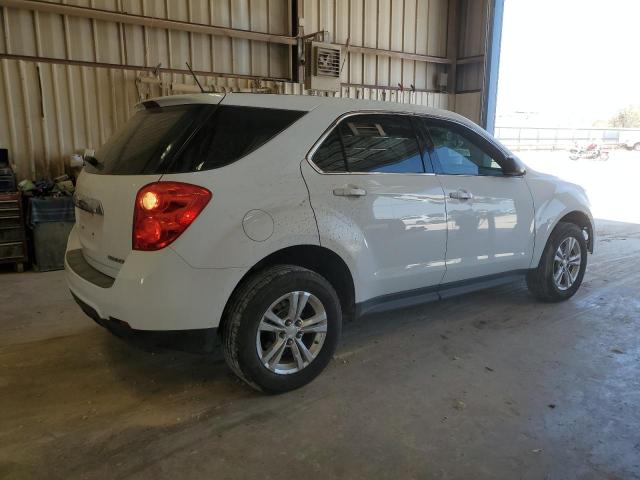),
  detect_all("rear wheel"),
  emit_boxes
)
[222,265,341,393]
[526,222,588,302]
[634,142,640,152]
